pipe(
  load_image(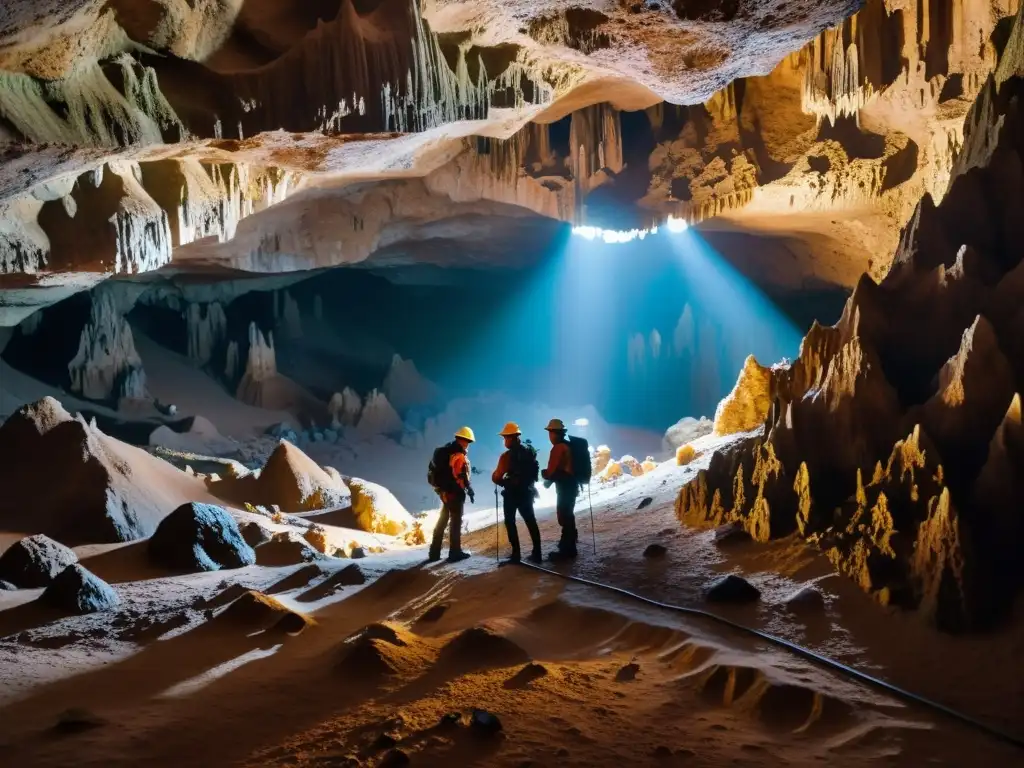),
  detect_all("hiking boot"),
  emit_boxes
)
[427,551,442,562]
[527,551,543,564]
[447,550,472,563]
[548,548,577,562]
[505,552,522,564]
